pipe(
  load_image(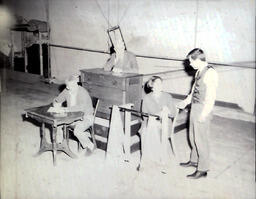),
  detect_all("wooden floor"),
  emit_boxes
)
[1,72,255,199]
